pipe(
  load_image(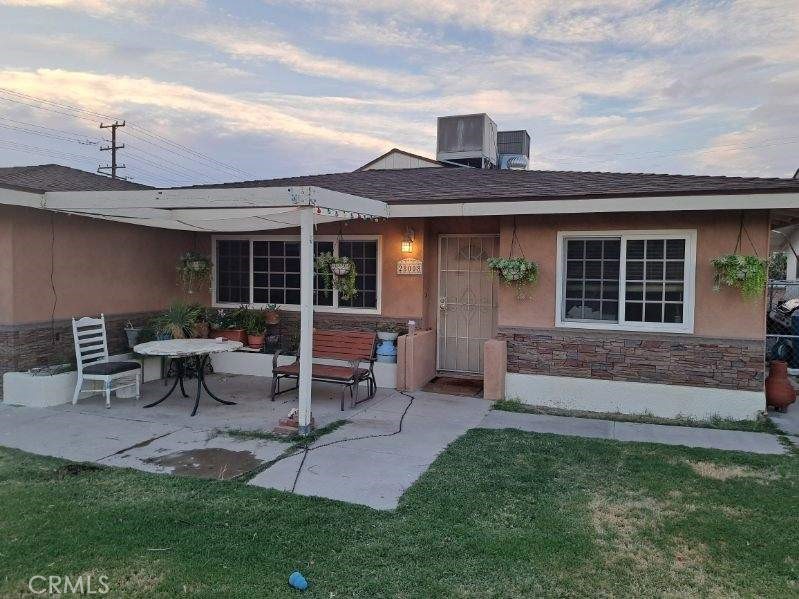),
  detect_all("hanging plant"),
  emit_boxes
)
[712,254,767,299]
[711,213,767,300]
[487,257,539,299]
[177,251,212,294]
[487,217,538,299]
[315,252,358,301]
